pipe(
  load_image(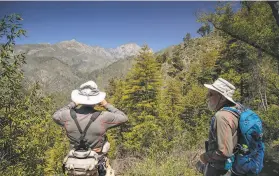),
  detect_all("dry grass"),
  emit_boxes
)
[111,144,205,176]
